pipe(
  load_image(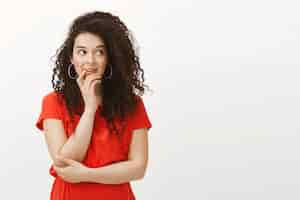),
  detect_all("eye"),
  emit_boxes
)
[78,49,86,56]
[95,49,104,56]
